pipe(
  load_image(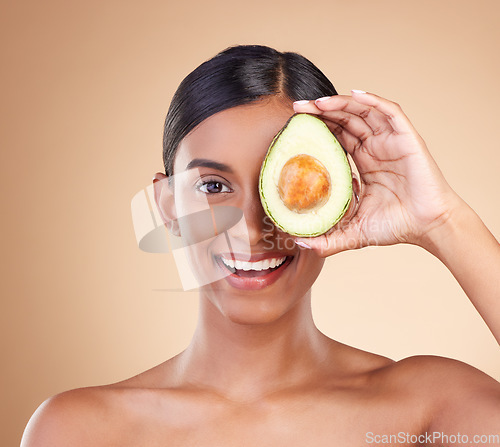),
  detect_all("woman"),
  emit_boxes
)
[22,45,500,446]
